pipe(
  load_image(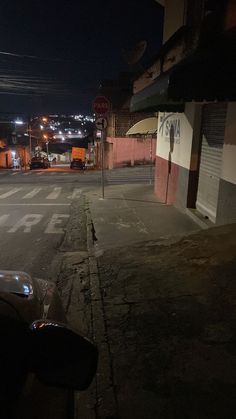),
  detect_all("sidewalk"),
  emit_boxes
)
[83,184,236,419]
[87,184,199,251]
